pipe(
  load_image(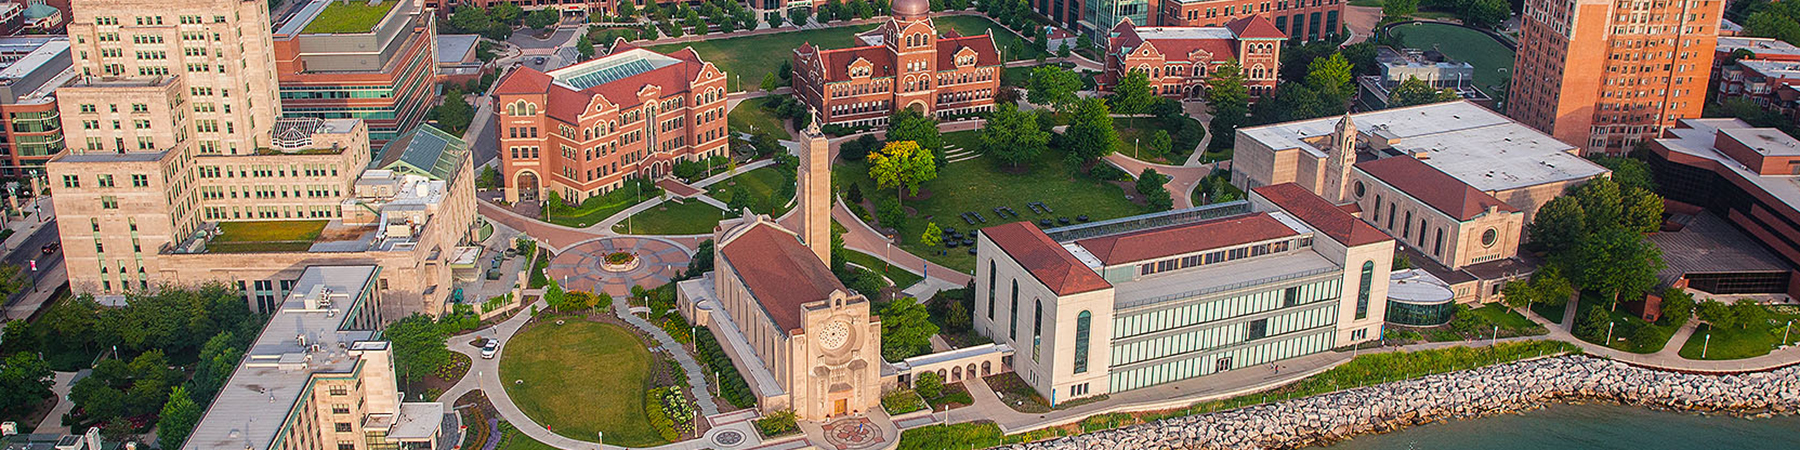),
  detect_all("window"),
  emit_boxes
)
[1282,286,1300,307]
[330,385,348,396]
[1247,318,1268,340]
[100,196,118,209]
[131,174,149,187]
[334,423,352,432]
[1073,311,1091,373]
[1482,228,1497,247]
[337,442,354,450]
[97,174,114,187]
[332,404,350,414]
[986,260,995,320]
[62,175,78,188]
[1009,280,1019,341]
[1031,299,1043,361]
[1356,261,1374,320]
